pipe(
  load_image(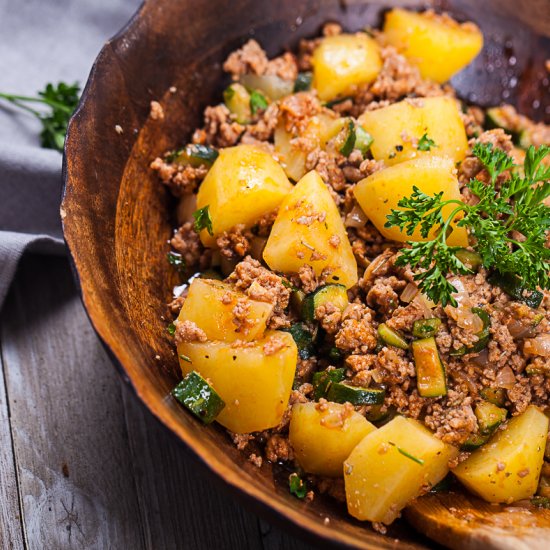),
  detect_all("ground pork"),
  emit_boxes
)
[216,224,253,259]
[170,222,211,270]
[194,104,244,147]
[150,157,208,196]
[334,303,378,353]
[174,320,207,345]
[223,39,269,78]
[265,434,294,462]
